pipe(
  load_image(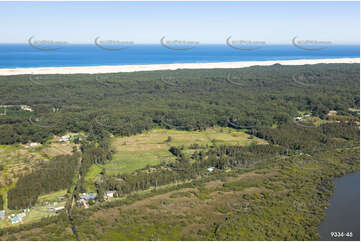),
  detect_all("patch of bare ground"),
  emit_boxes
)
[41,143,75,157]
[18,149,27,155]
